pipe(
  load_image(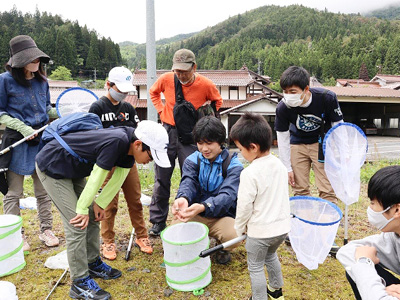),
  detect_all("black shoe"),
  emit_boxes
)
[267,286,284,299]
[148,222,166,236]
[215,250,231,265]
[88,257,122,280]
[69,276,111,299]
[284,236,291,246]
